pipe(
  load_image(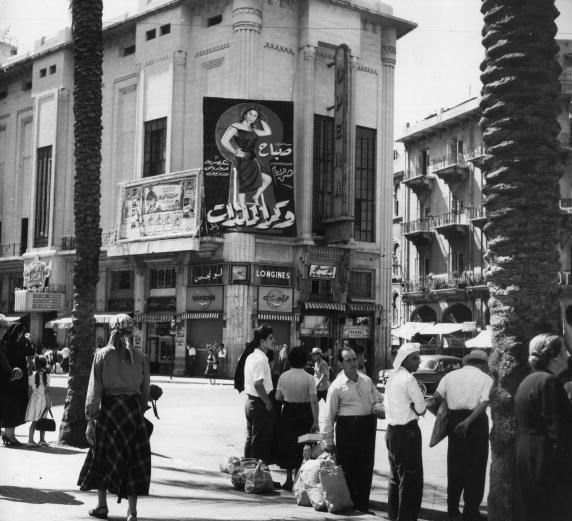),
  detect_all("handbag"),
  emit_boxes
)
[429,399,449,447]
[244,460,274,494]
[36,408,56,432]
